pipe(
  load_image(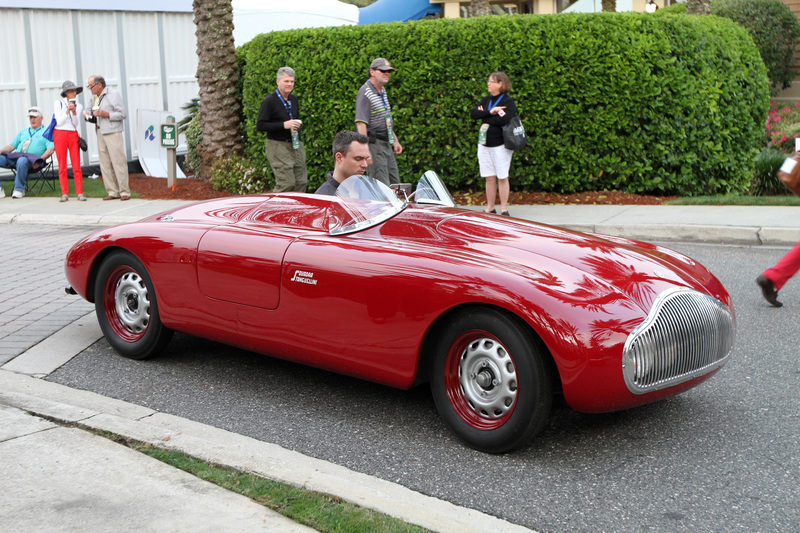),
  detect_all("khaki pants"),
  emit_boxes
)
[366,140,399,186]
[265,139,308,193]
[97,131,129,197]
